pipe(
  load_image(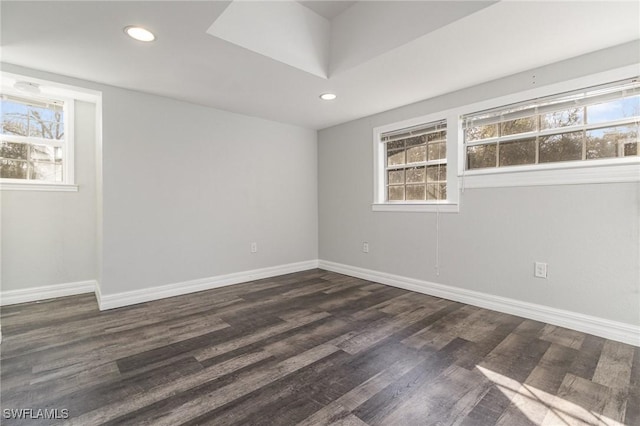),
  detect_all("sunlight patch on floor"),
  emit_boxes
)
[477,366,624,426]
